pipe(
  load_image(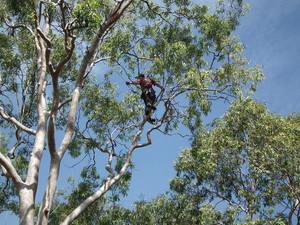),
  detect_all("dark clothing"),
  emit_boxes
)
[141,87,156,115]
[137,77,157,115]
[126,76,162,121]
